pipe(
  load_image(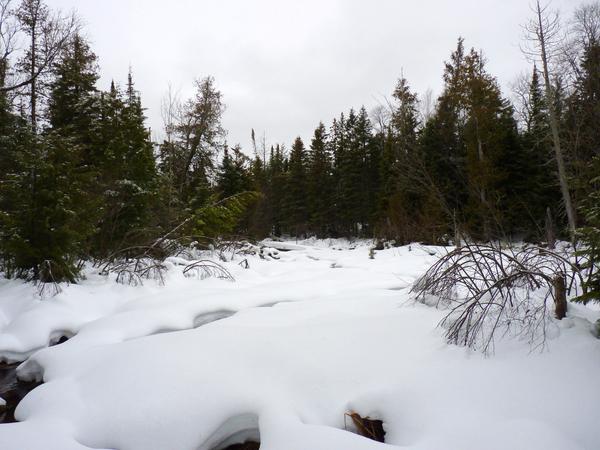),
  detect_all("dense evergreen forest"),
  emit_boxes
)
[0,0,598,296]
